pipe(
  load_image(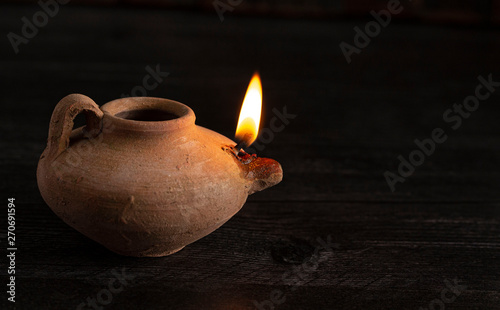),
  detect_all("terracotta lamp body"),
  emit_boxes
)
[37,94,282,257]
